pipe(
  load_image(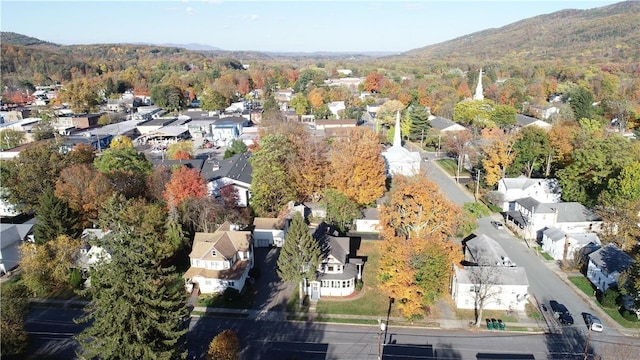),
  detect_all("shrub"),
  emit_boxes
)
[69,268,83,289]
[620,309,639,322]
[600,288,620,308]
[223,288,241,303]
[355,279,363,291]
